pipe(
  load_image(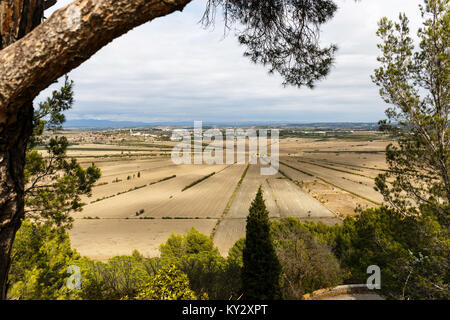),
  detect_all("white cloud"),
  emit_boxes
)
[37,0,424,123]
